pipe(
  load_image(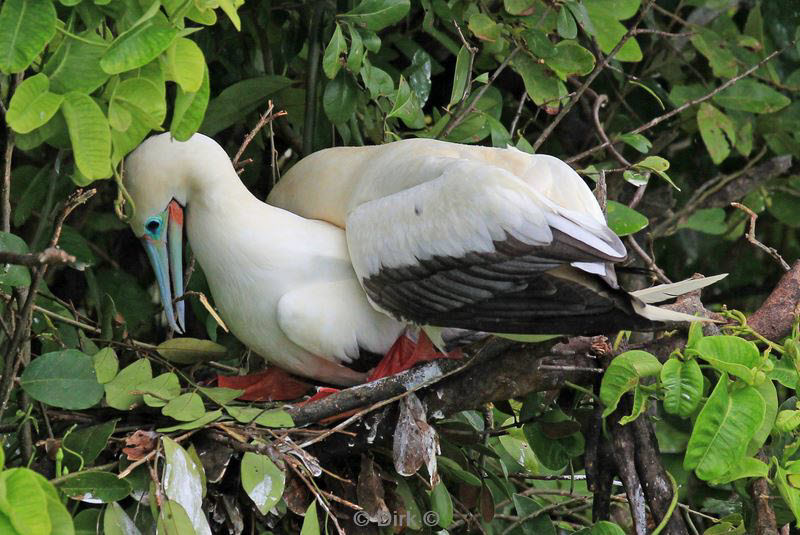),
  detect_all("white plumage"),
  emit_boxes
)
[123,133,722,385]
